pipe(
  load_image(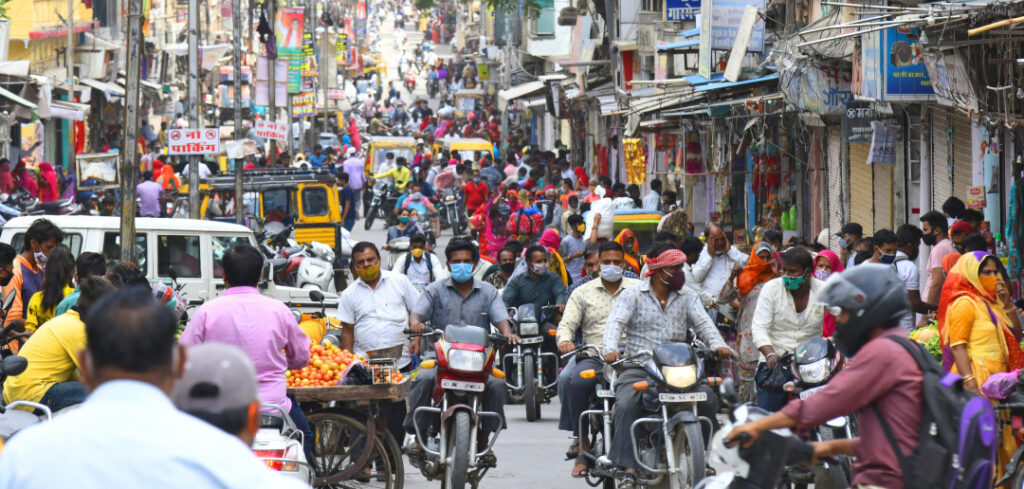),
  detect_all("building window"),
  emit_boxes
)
[533,0,556,37]
[641,0,663,12]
